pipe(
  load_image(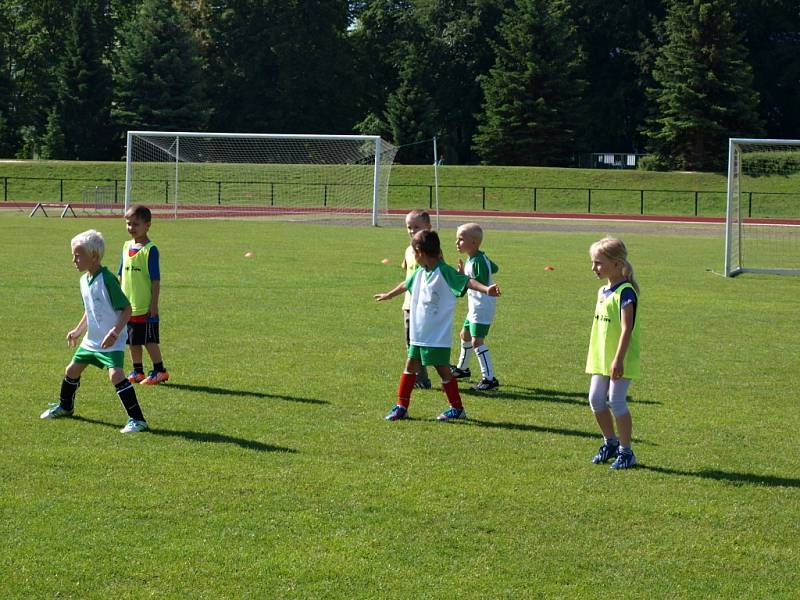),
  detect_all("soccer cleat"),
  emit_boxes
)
[140,370,169,385]
[40,403,73,419]
[120,418,149,433]
[127,371,146,384]
[610,449,637,470]
[473,377,500,391]
[591,440,620,464]
[437,406,467,421]
[385,405,408,421]
[414,379,433,390]
[450,366,471,379]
